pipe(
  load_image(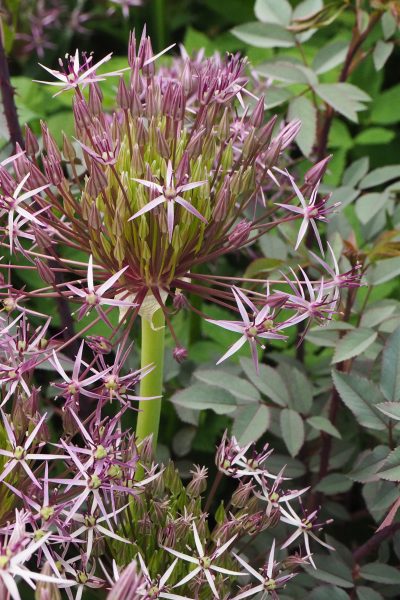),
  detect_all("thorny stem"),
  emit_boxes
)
[136,308,165,449]
[309,286,357,510]
[0,34,80,356]
[353,523,400,563]
[0,28,24,150]
[316,10,381,160]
